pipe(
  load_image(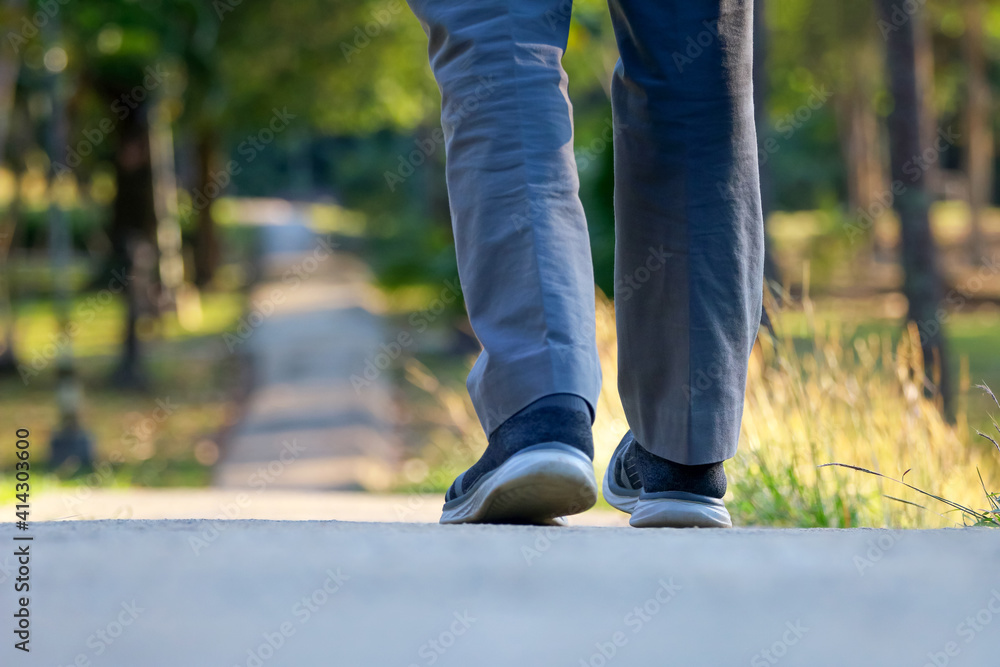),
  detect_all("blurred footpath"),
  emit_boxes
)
[211,198,401,491]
